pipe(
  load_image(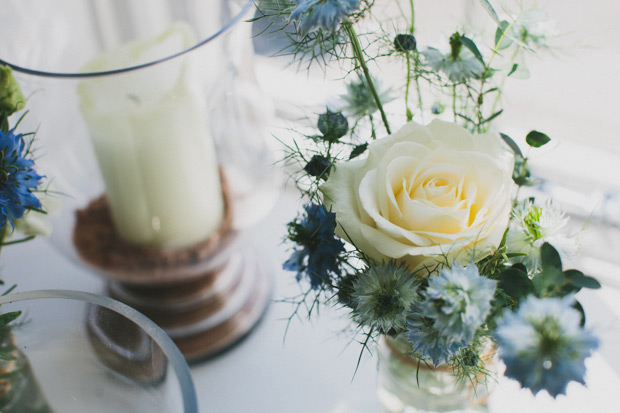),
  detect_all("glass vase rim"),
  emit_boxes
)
[0,0,253,79]
[0,288,199,413]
